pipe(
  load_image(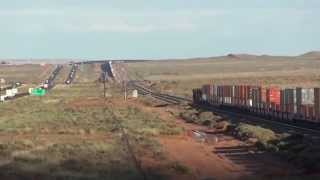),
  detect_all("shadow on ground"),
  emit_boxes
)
[214,145,265,175]
[0,158,168,180]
